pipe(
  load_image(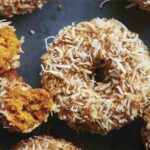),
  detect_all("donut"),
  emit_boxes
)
[41,18,150,135]
[0,20,22,74]
[0,0,48,18]
[130,0,150,11]
[142,107,150,150]
[12,135,80,150]
[0,70,53,133]
[142,127,150,150]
